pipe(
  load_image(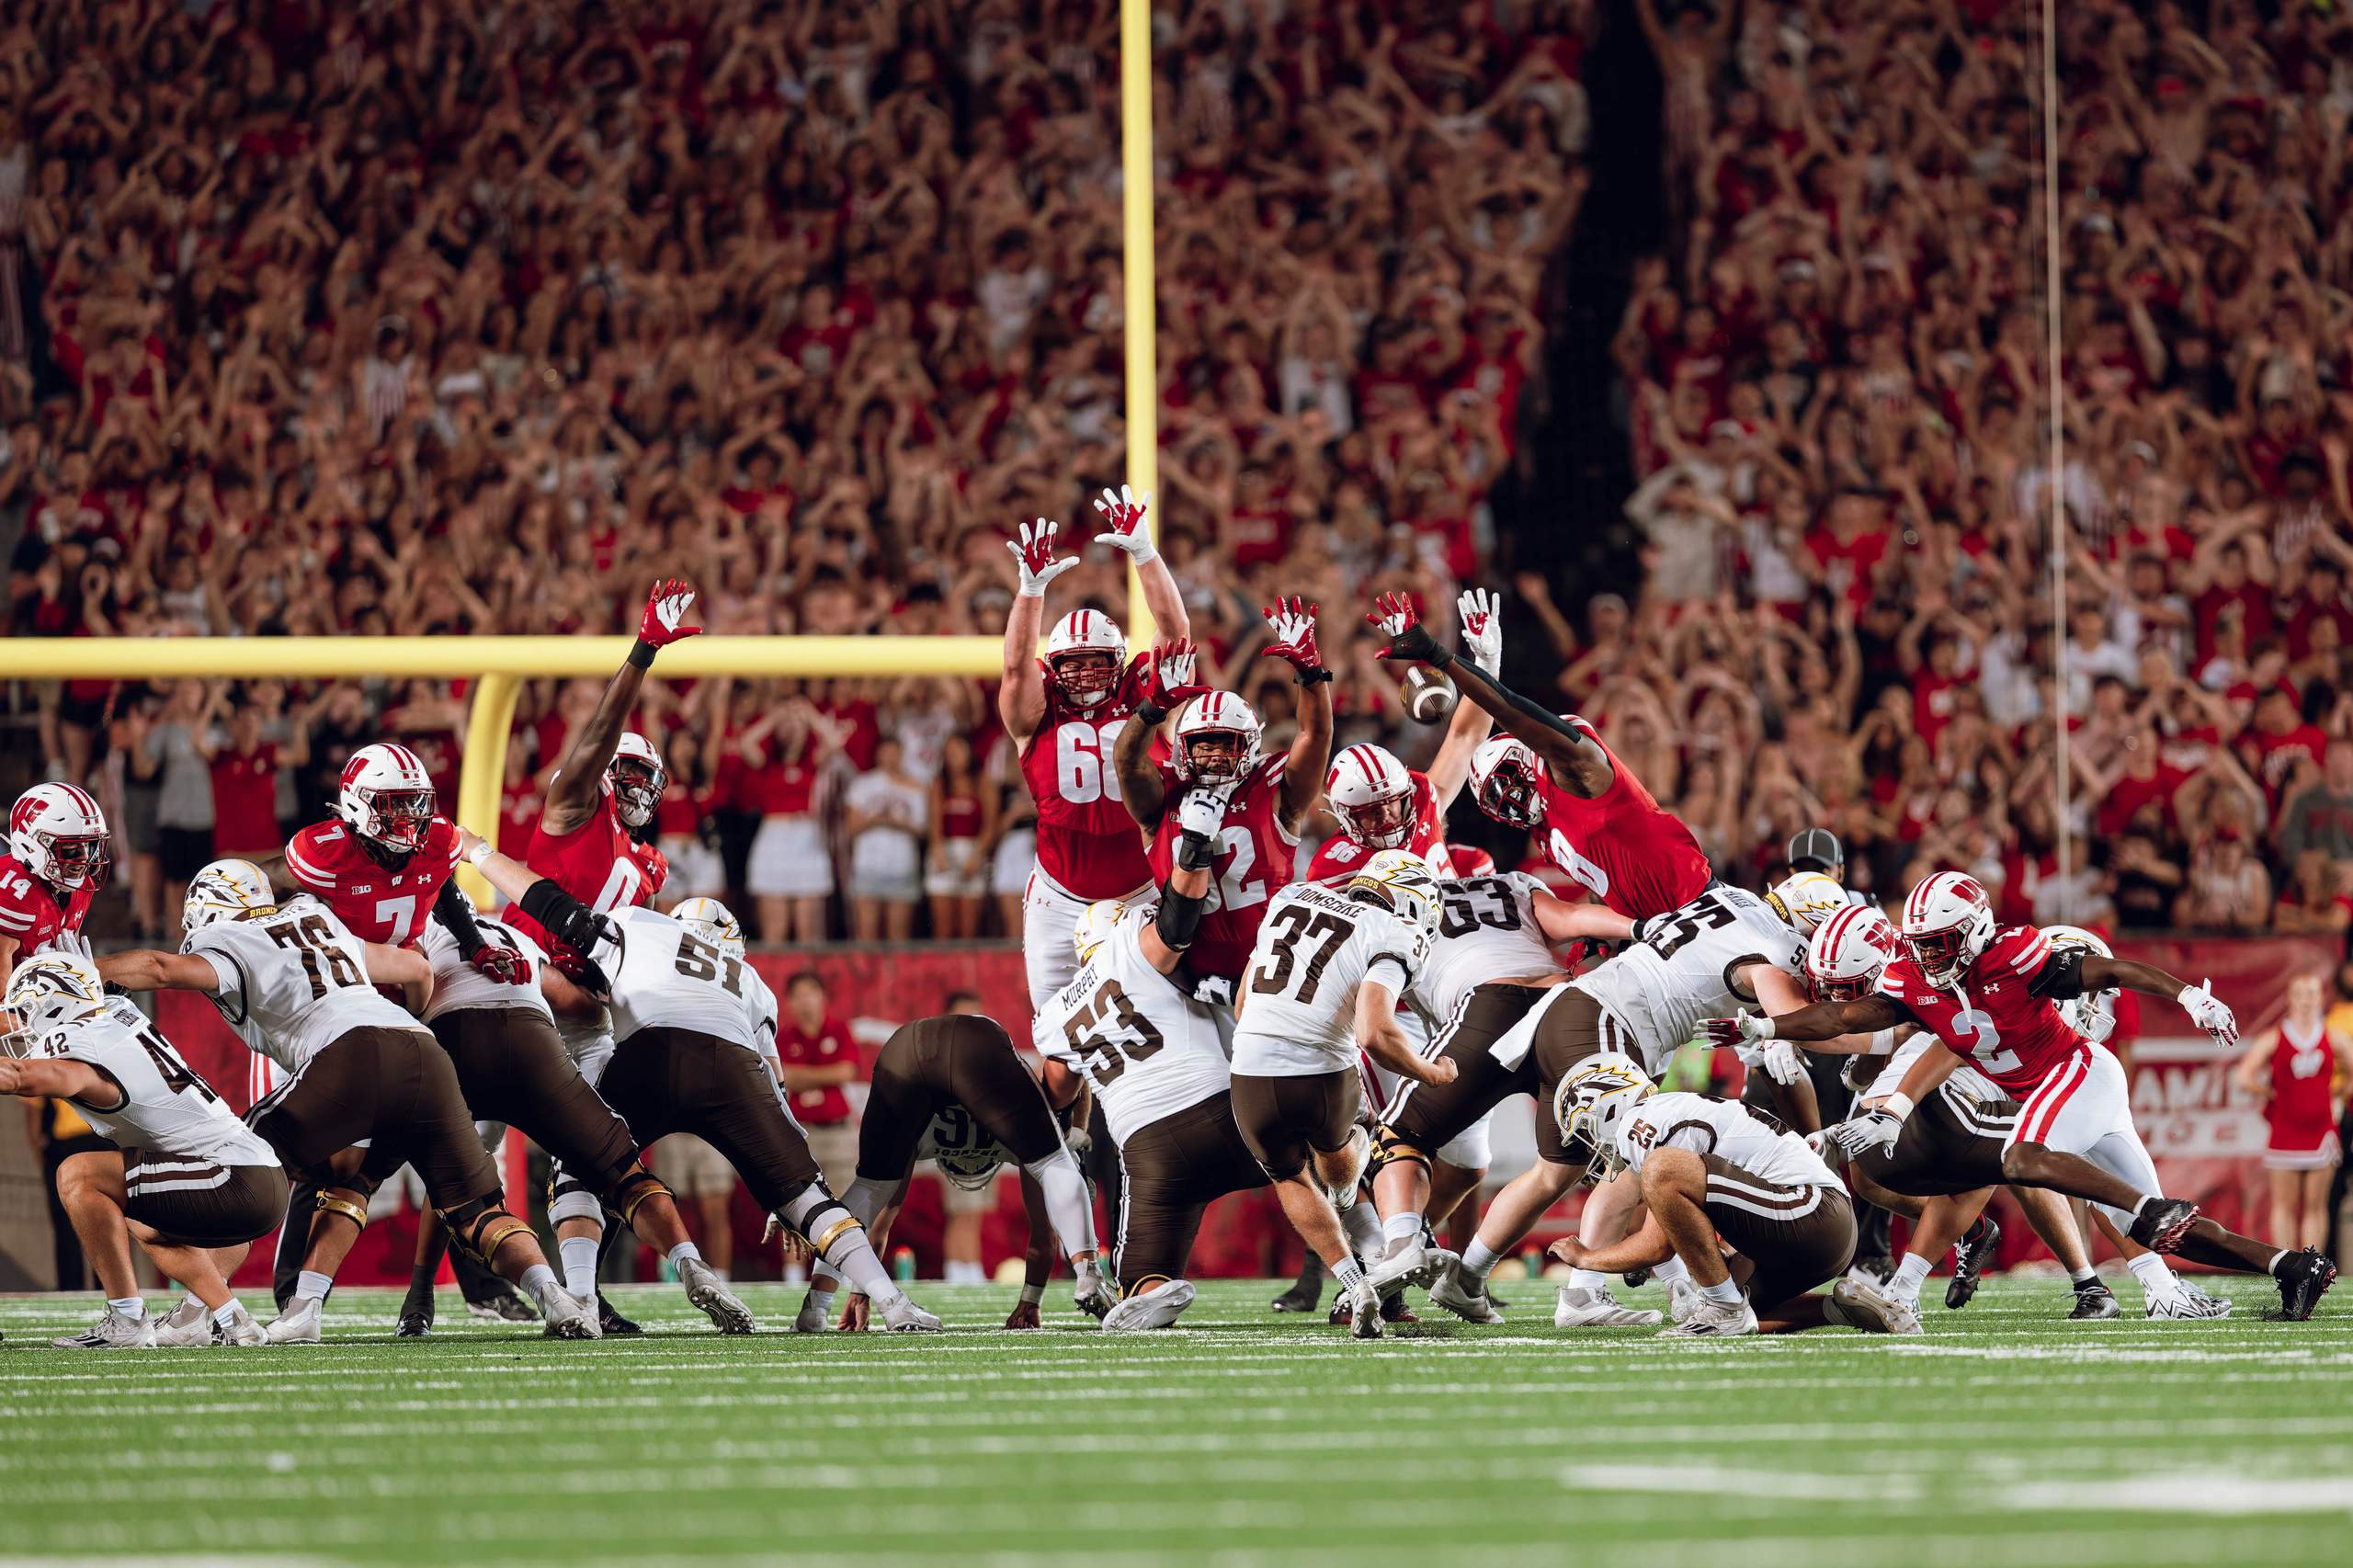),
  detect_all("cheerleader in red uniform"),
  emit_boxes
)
[2234,972,2353,1251]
